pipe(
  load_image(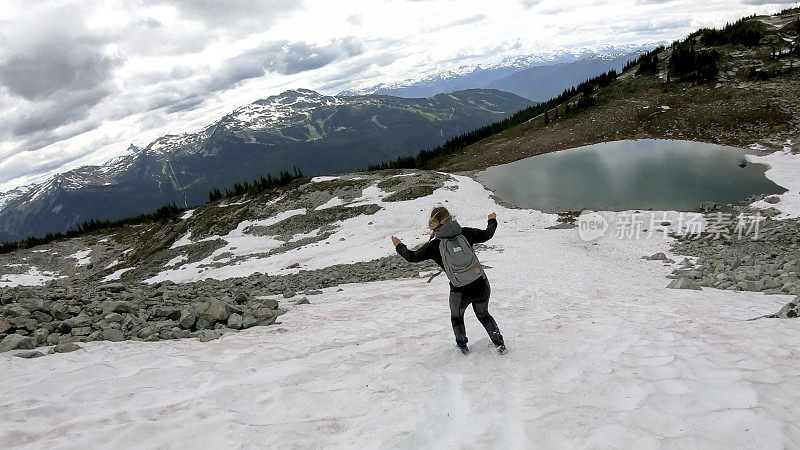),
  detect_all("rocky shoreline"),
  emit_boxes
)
[0,255,437,356]
[667,205,800,318]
